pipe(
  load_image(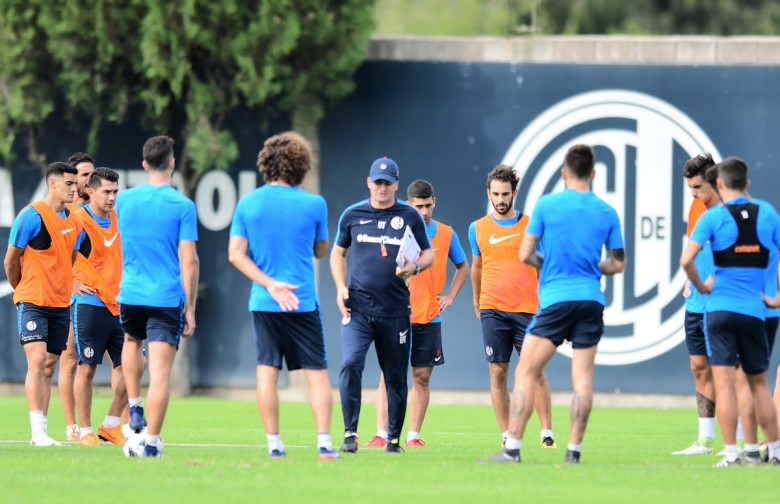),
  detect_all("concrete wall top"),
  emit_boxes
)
[367,35,780,65]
